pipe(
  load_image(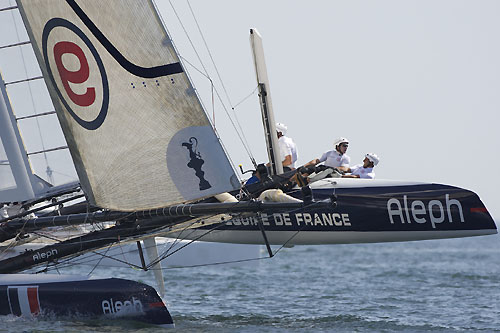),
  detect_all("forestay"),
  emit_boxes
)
[17,0,238,211]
